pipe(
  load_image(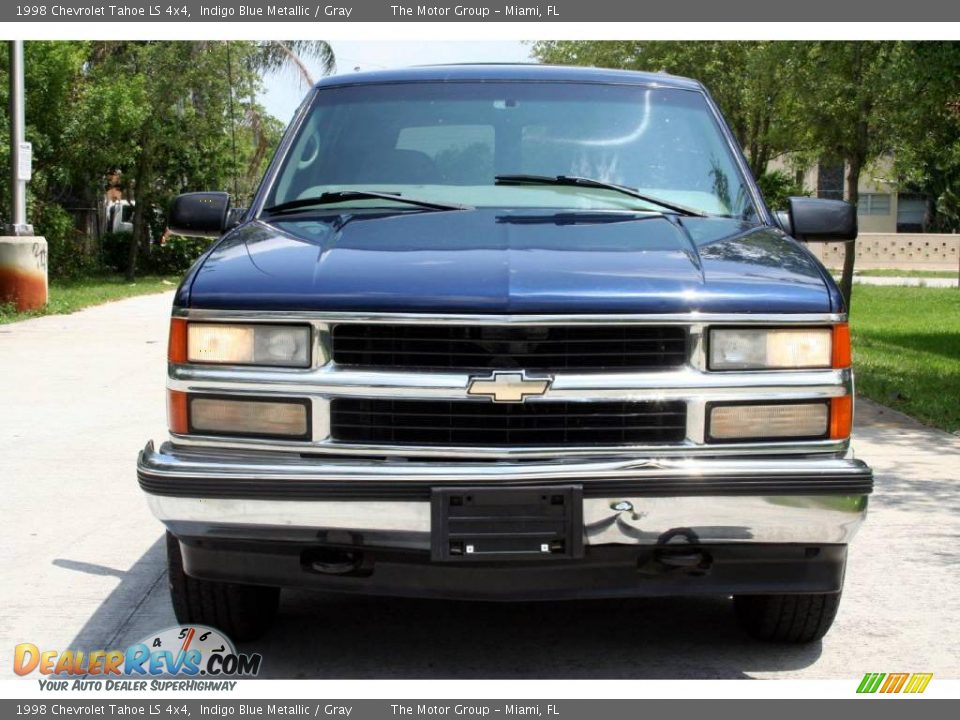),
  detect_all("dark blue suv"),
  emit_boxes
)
[138,64,872,643]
